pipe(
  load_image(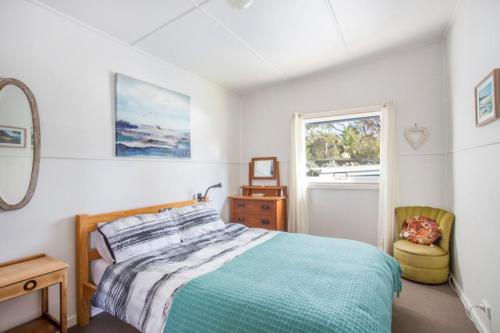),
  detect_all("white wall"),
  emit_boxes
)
[445,0,500,332]
[240,42,447,245]
[0,0,241,330]
[4,0,495,331]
